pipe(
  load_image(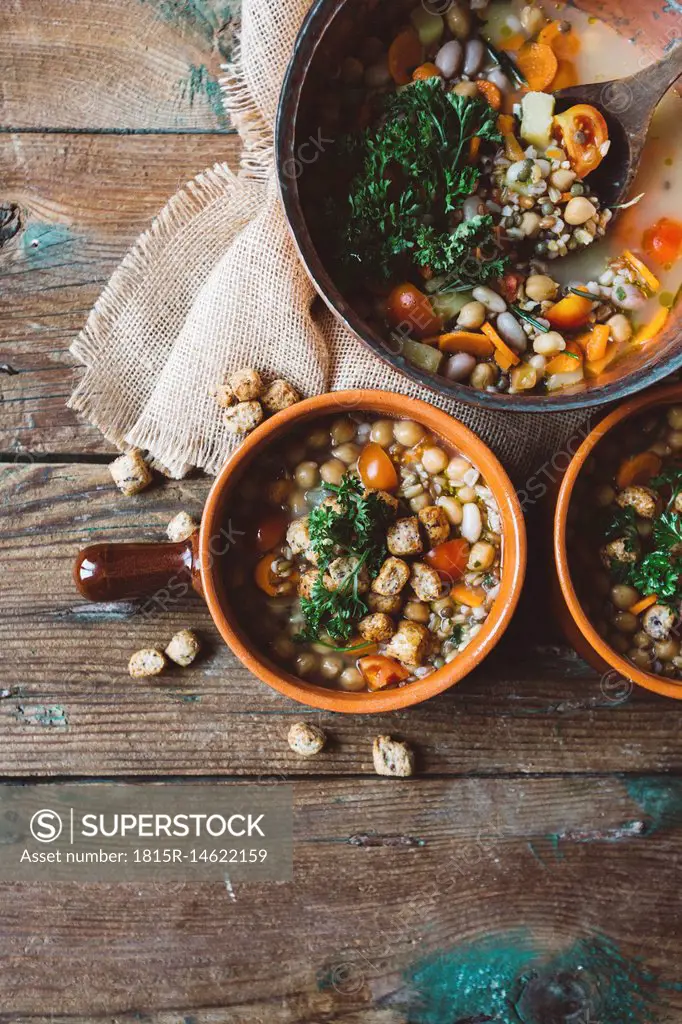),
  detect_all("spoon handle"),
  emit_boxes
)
[628,43,682,106]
